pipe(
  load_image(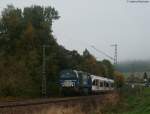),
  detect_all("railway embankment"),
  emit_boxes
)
[1,87,150,114]
[0,92,120,114]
